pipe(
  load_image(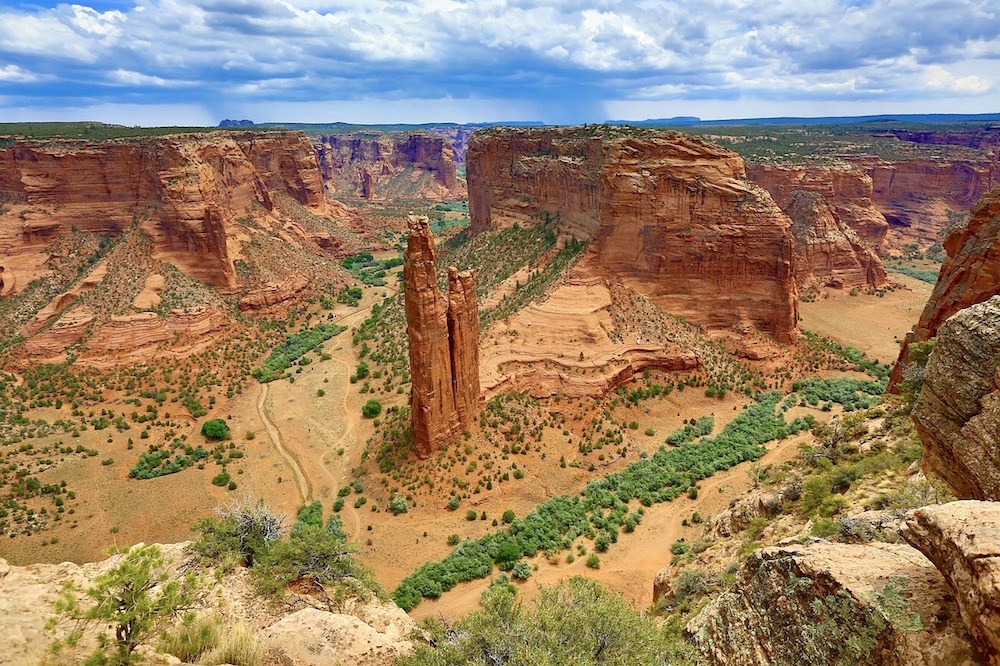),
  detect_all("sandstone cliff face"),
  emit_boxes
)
[911,296,1000,500]
[747,164,888,289]
[903,501,1000,665]
[404,217,480,458]
[855,156,997,249]
[315,133,464,200]
[890,185,1000,390]
[0,131,326,294]
[468,127,799,343]
[687,540,976,666]
[748,163,890,248]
